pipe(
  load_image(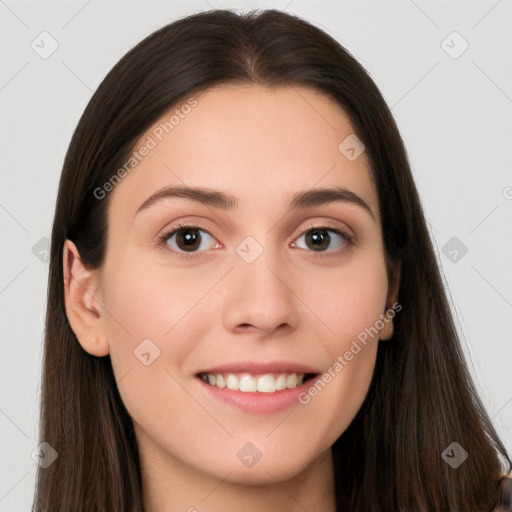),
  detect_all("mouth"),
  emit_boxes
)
[196,371,320,393]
